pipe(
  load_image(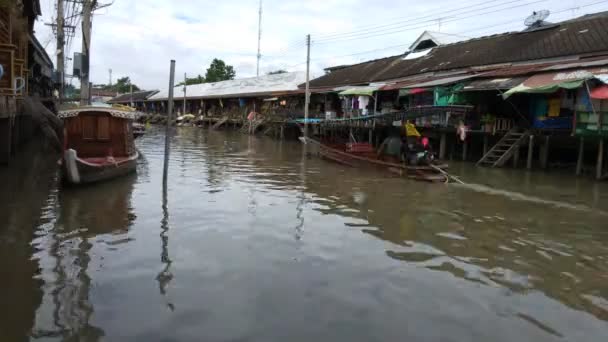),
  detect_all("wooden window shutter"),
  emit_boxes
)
[82,116,96,140]
[97,116,110,140]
